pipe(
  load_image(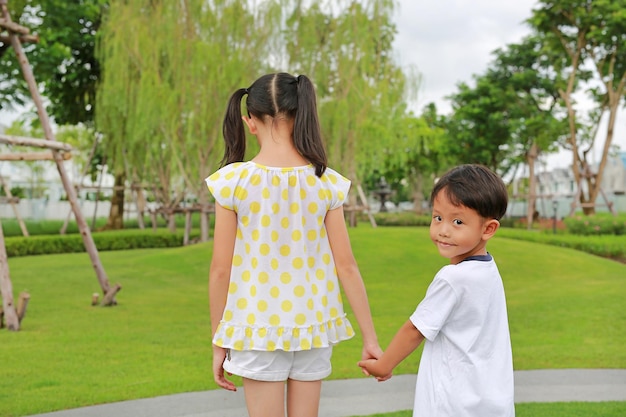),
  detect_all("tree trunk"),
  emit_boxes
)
[411,171,424,215]
[104,172,126,230]
[526,142,538,230]
[0,221,19,331]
